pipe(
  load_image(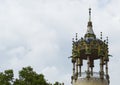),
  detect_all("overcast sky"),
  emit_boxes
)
[0,0,120,85]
